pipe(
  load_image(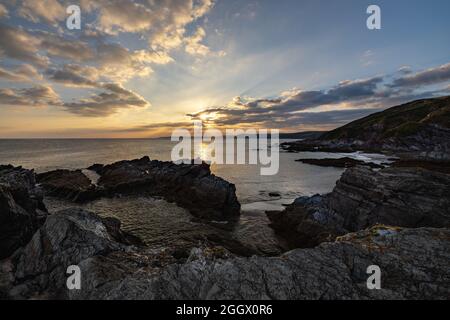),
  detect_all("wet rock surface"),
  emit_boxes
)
[268,166,450,248]
[37,157,241,221]
[2,209,448,300]
[0,165,47,259]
